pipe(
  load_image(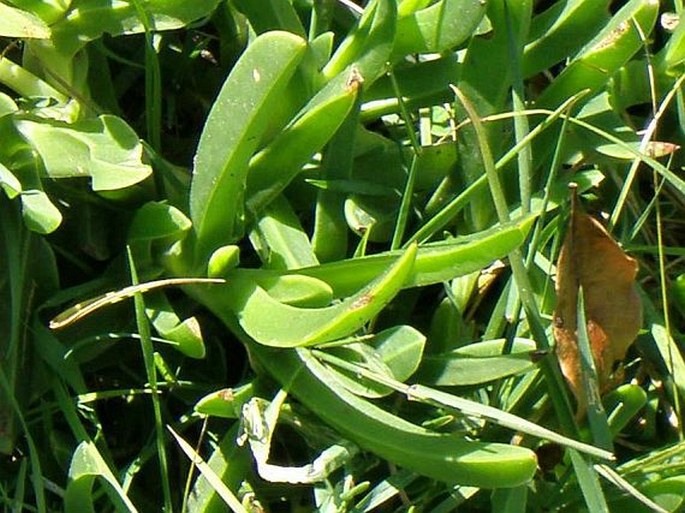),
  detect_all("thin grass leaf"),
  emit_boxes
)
[452,86,579,439]
[644,298,685,405]
[407,92,585,244]
[491,485,528,513]
[349,470,418,513]
[569,449,609,513]
[387,64,420,250]
[314,350,613,461]
[560,105,685,203]
[390,153,418,250]
[49,278,224,329]
[0,366,47,513]
[503,1,533,215]
[576,286,613,450]
[127,0,162,153]
[610,73,685,227]
[169,427,248,513]
[595,464,669,513]
[652,169,683,434]
[126,248,172,513]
